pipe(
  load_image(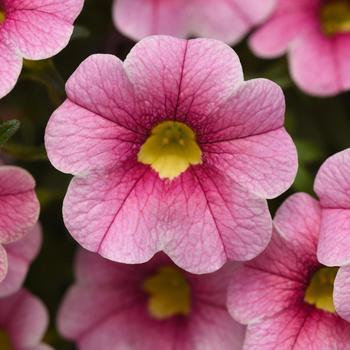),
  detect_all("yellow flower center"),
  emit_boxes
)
[0,329,13,350]
[138,121,202,180]
[0,10,5,24]
[304,266,338,313]
[320,0,350,35]
[143,266,191,320]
